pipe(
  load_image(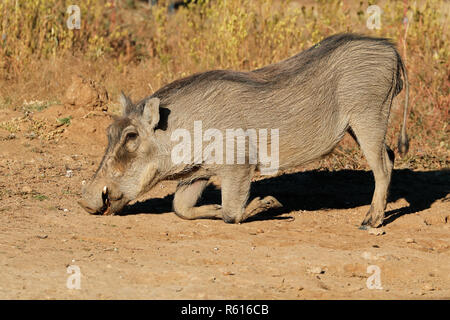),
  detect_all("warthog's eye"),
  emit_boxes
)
[124,130,139,153]
[126,132,138,141]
